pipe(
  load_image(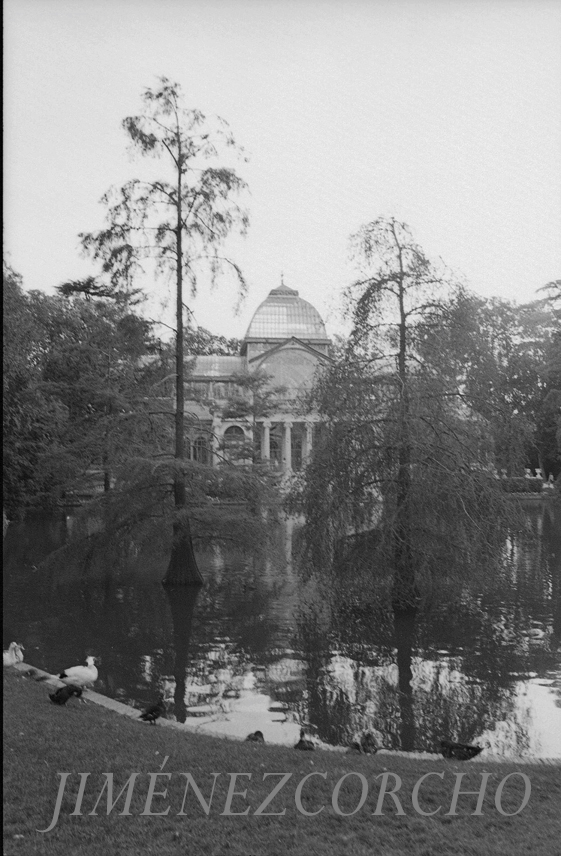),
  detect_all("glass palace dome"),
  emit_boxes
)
[244,284,329,343]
